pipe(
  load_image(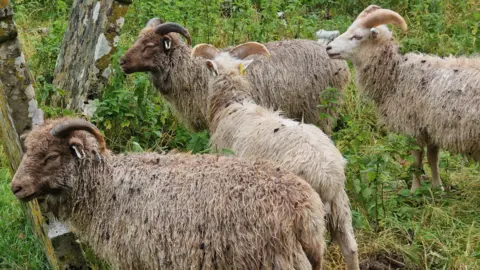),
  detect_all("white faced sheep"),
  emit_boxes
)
[120,19,350,134]
[10,116,326,269]
[327,5,480,192]
[192,42,359,270]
